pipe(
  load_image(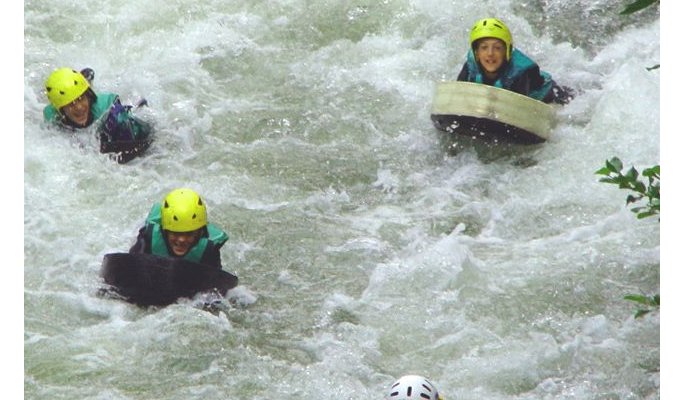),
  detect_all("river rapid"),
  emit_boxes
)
[23,1,662,399]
